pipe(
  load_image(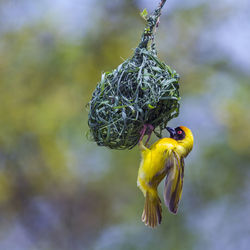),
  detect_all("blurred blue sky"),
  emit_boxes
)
[1,0,250,72]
